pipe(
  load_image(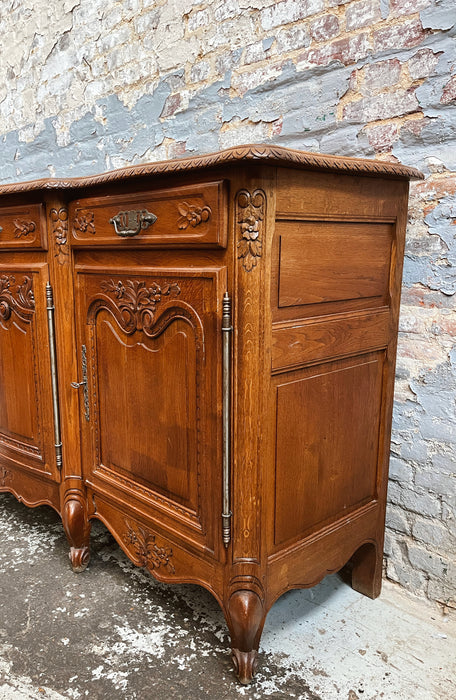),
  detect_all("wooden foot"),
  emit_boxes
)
[62,490,91,573]
[68,545,90,573]
[231,648,258,685]
[226,590,265,684]
[350,541,382,599]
